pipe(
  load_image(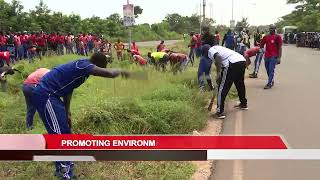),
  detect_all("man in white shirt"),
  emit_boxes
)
[208,45,248,119]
